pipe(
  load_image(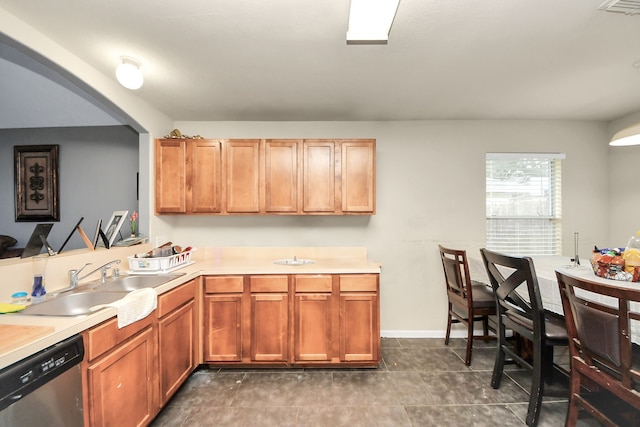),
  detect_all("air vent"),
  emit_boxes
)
[598,0,640,15]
